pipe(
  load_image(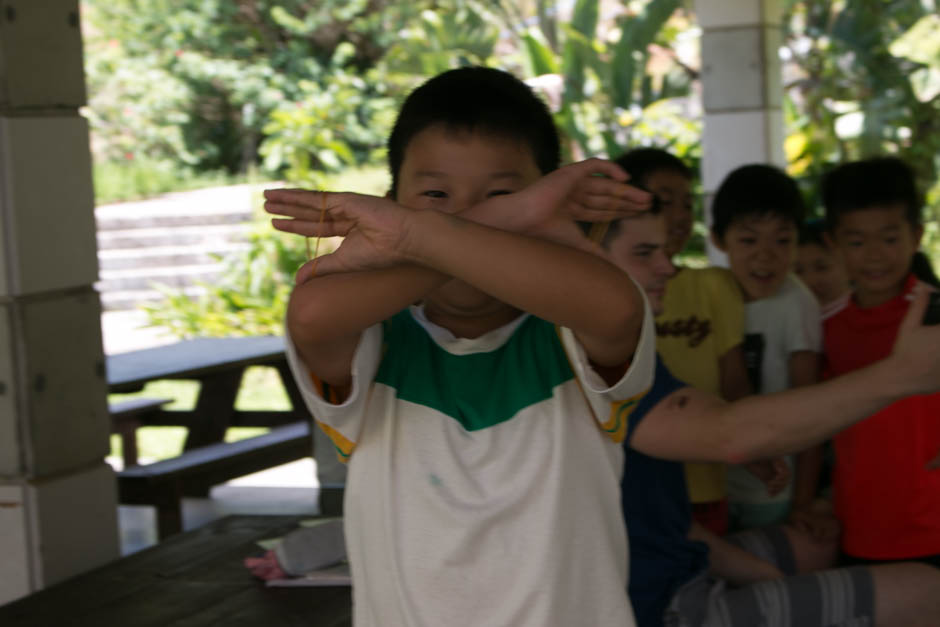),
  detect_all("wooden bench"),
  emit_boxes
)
[109,397,173,467]
[117,421,313,539]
